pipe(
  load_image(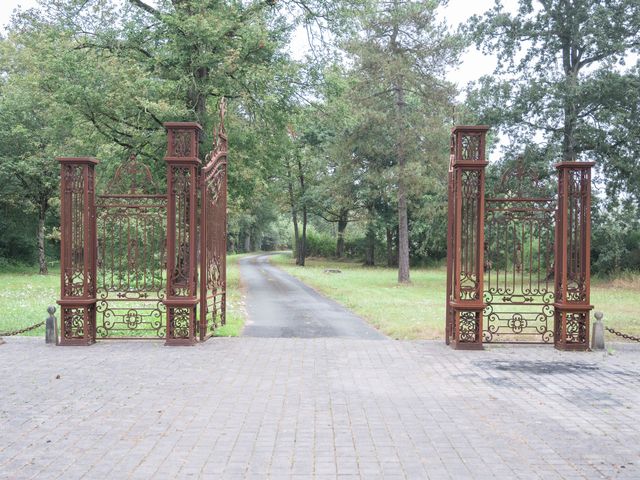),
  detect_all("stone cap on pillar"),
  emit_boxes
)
[164,122,203,165]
